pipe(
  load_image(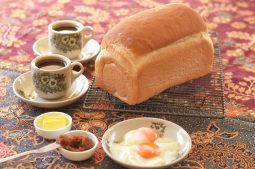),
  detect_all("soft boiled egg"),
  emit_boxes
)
[109,127,180,167]
[124,127,159,145]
